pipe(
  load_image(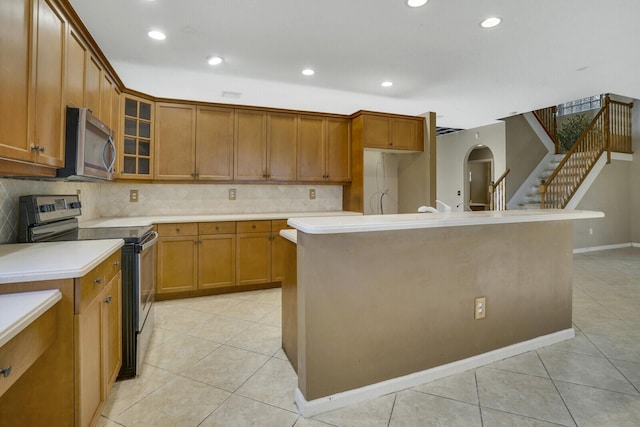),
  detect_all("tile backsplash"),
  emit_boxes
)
[0,178,342,243]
